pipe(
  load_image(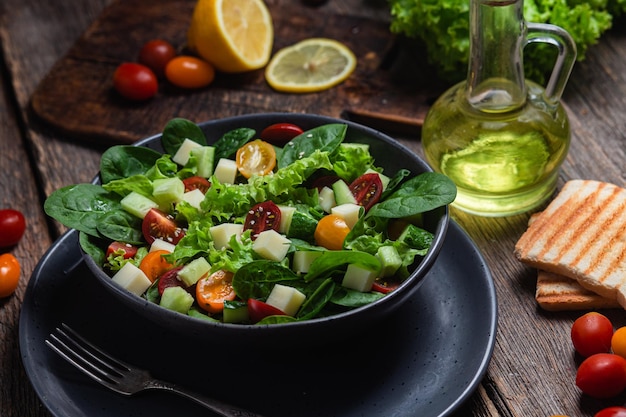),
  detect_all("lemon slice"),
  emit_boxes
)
[187,0,273,73]
[265,38,357,93]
